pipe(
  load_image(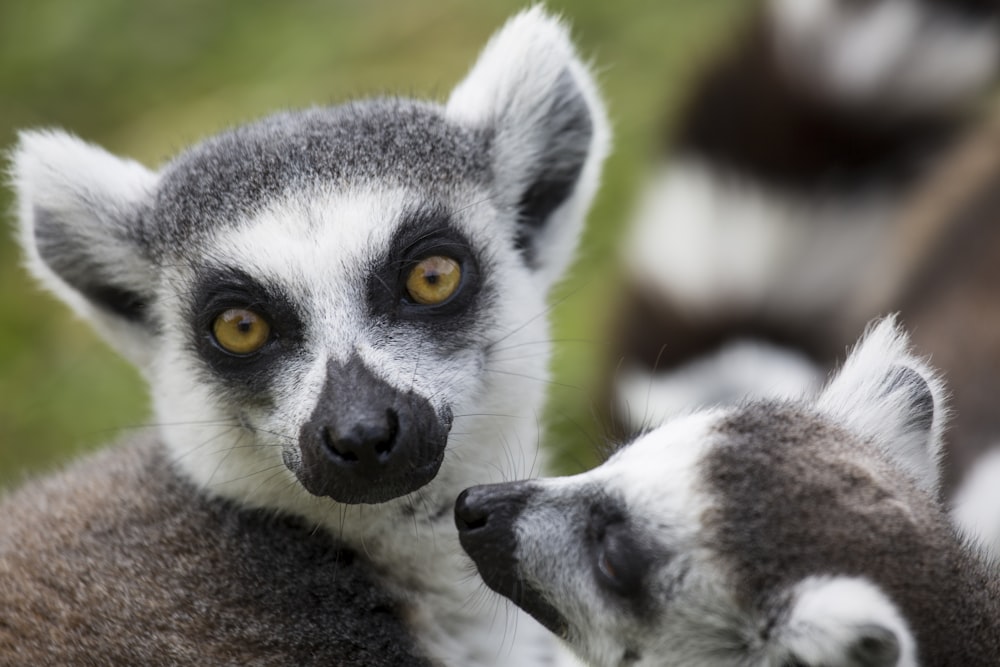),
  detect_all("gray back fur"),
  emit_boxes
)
[0,436,431,666]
